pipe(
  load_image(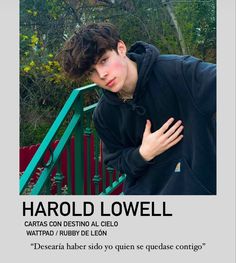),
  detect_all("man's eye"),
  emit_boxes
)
[100,58,108,64]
